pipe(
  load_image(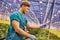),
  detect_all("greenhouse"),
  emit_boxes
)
[0,0,60,40]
